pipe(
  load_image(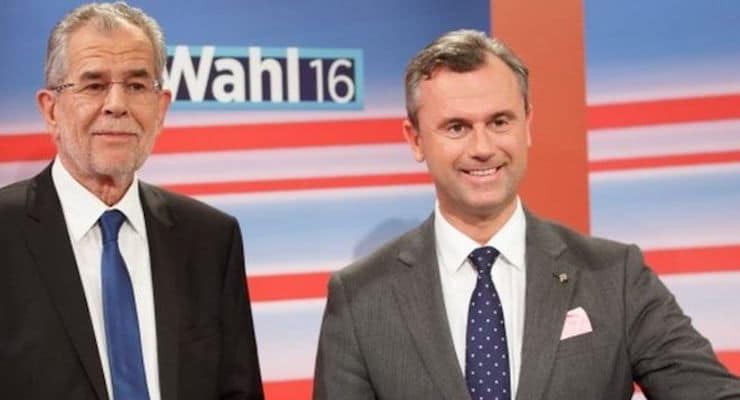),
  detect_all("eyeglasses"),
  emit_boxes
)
[51,79,162,102]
